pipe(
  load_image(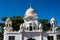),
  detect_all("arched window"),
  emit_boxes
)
[9,24,11,27]
[29,26,32,31]
[29,23,33,31]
